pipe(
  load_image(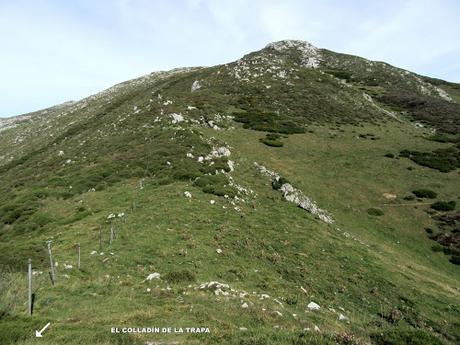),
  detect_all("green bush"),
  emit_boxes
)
[260,133,284,147]
[399,147,460,173]
[426,133,460,144]
[202,184,236,198]
[449,255,460,265]
[172,167,201,181]
[164,270,196,283]
[412,189,437,199]
[379,90,460,134]
[194,174,236,198]
[431,244,443,252]
[367,208,384,216]
[324,69,352,81]
[371,328,445,345]
[233,111,306,134]
[272,177,289,190]
[443,247,452,255]
[384,153,395,158]
[430,201,456,211]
